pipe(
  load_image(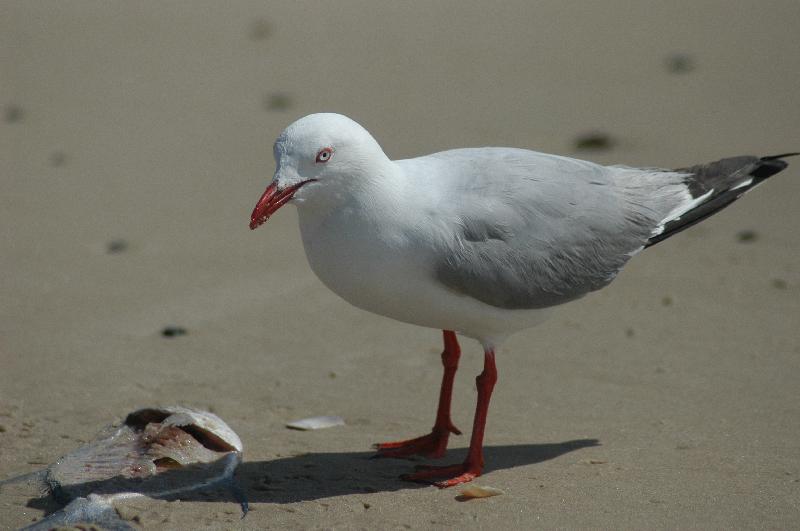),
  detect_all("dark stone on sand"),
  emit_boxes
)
[50,151,67,167]
[161,326,187,338]
[573,132,614,151]
[665,53,695,74]
[106,239,128,254]
[264,92,293,111]
[4,104,24,123]
[771,278,787,290]
[736,229,758,243]
[250,19,272,41]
